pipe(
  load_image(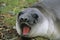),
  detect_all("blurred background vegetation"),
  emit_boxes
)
[0,0,37,27]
